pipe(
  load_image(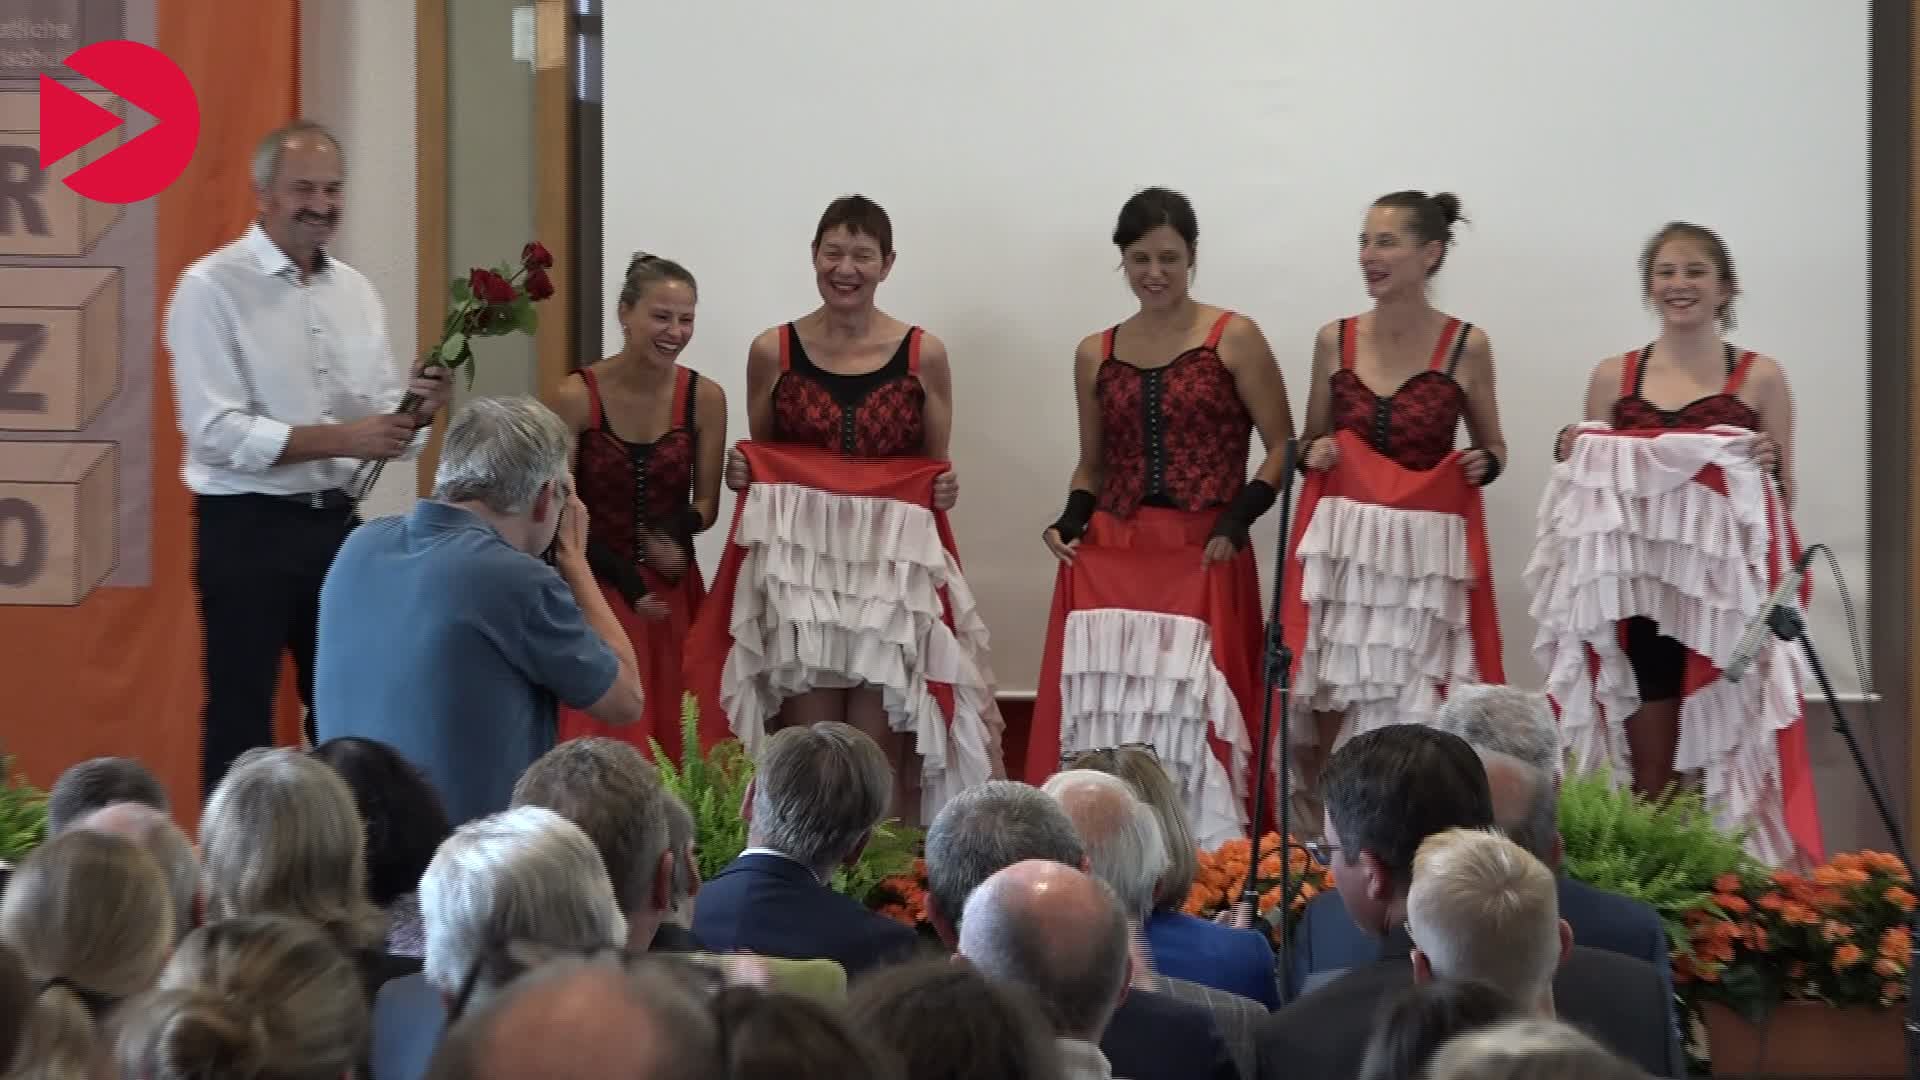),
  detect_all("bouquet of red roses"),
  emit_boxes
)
[348,241,556,503]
